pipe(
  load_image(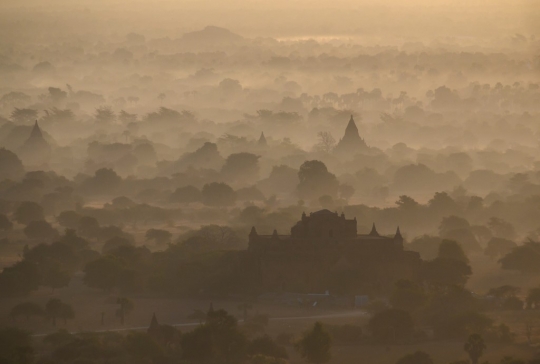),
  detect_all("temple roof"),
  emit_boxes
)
[335,115,367,151]
[29,120,44,140]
